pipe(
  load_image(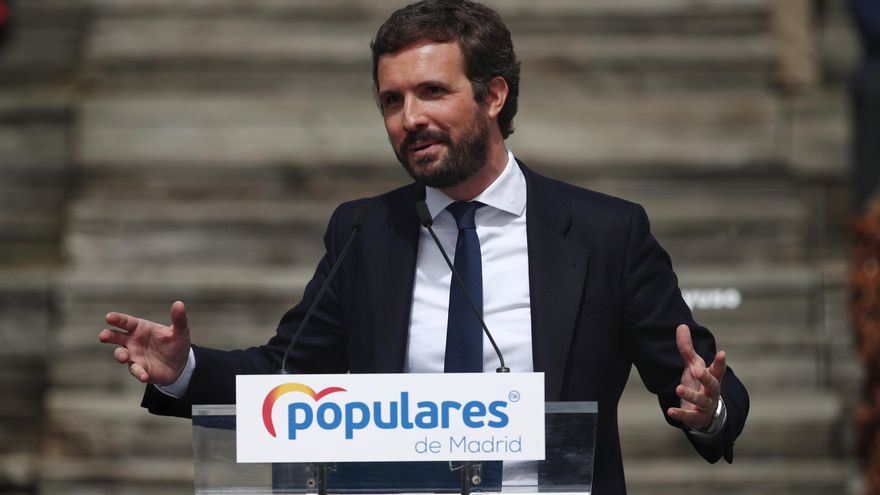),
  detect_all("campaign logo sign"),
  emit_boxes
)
[236,373,545,463]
